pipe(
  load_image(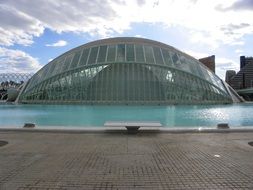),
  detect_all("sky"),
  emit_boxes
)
[0,0,253,80]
